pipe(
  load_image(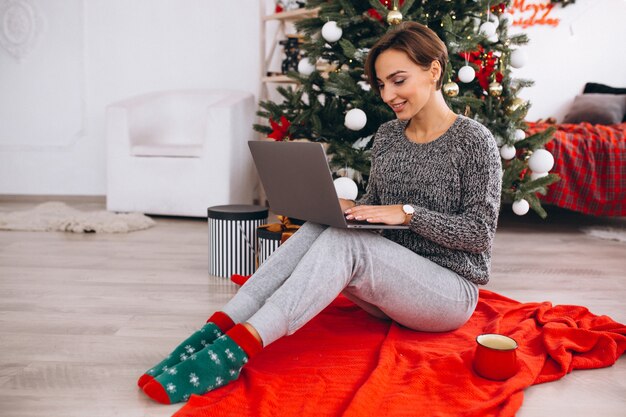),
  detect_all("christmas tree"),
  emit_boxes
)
[254,0,560,218]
